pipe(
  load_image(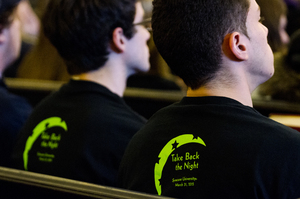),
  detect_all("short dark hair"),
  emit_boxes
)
[152,0,250,89]
[256,0,287,52]
[42,0,137,75]
[0,6,17,31]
